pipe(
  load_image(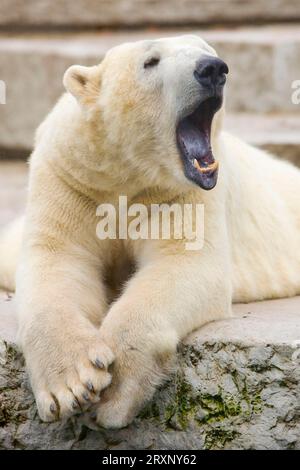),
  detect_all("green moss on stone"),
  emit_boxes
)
[204,428,239,449]
[163,377,247,430]
[139,366,263,433]
[164,377,195,429]
[196,391,242,424]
